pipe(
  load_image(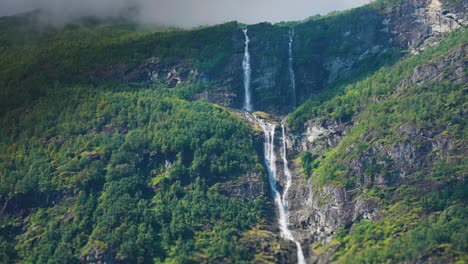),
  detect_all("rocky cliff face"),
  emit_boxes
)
[293,8,392,103]
[246,24,292,114]
[293,0,466,105]
[85,2,465,260]
[387,0,467,54]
